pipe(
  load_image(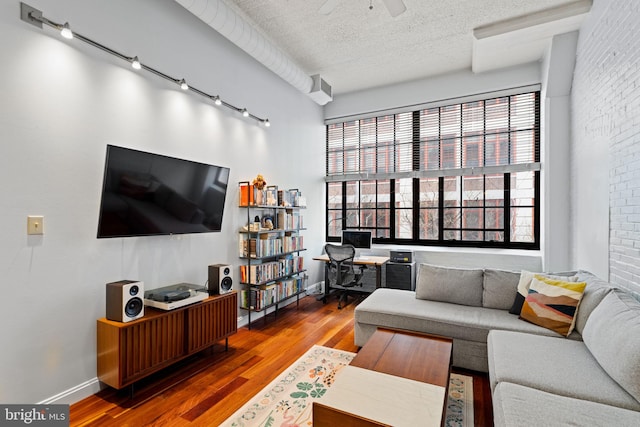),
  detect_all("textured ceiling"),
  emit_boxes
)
[223,0,579,95]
